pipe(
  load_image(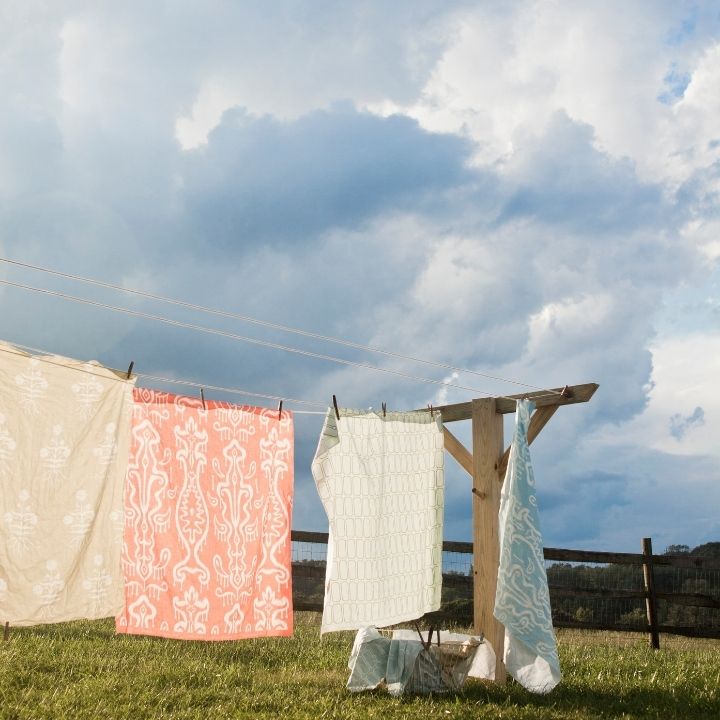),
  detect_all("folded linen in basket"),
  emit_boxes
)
[392,629,492,686]
[348,626,483,695]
